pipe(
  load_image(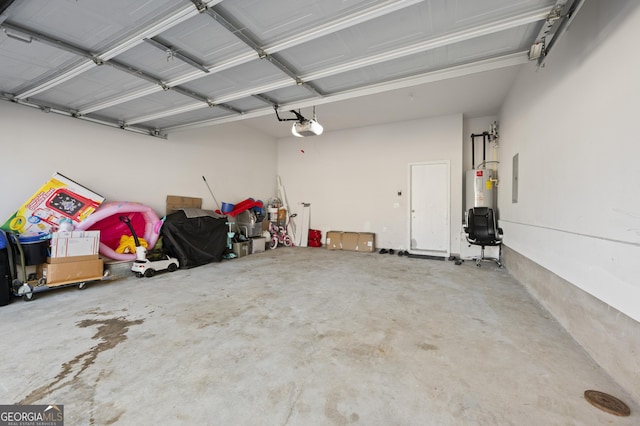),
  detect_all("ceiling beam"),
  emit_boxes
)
[79,84,161,114]
[79,49,256,114]
[4,0,548,132]
[143,37,210,73]
[15,61,98,100]
[6,22,219,112]
[123,7,547,127]
[79,0,421,114]
[301,6,550,81]
[106,59,169,88]
[252,94,279,107]
[161,51,529,133]
[2,21,93,59]
[3,0,223,99]
[3,21,224,113]
[99,0,224,61]
[124,102,212,126]
[262,0,424,54]
[125,77,292,125]
[0,94,165,138]
[203,5,325,97]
